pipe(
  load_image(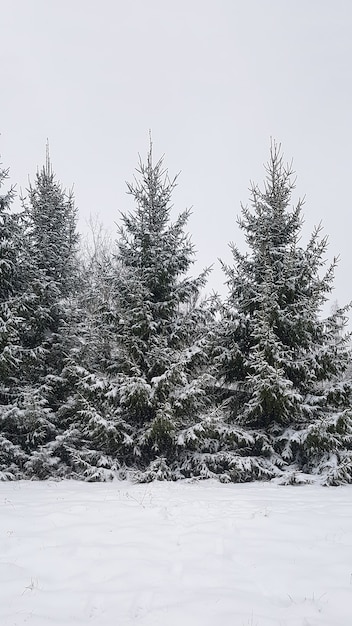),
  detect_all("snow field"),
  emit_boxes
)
[0,480,351,626]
